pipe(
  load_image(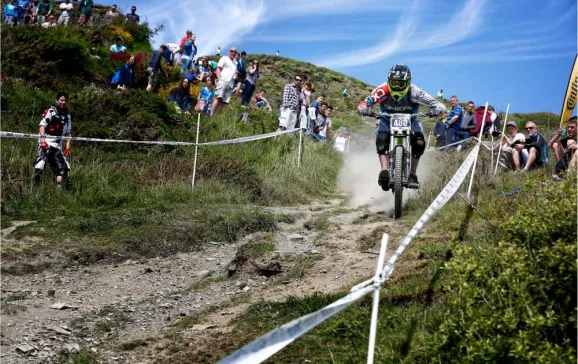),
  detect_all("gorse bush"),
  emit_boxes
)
[426,176,577,363]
